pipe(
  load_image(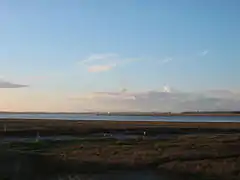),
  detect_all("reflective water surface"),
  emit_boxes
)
[0,113,240,122]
